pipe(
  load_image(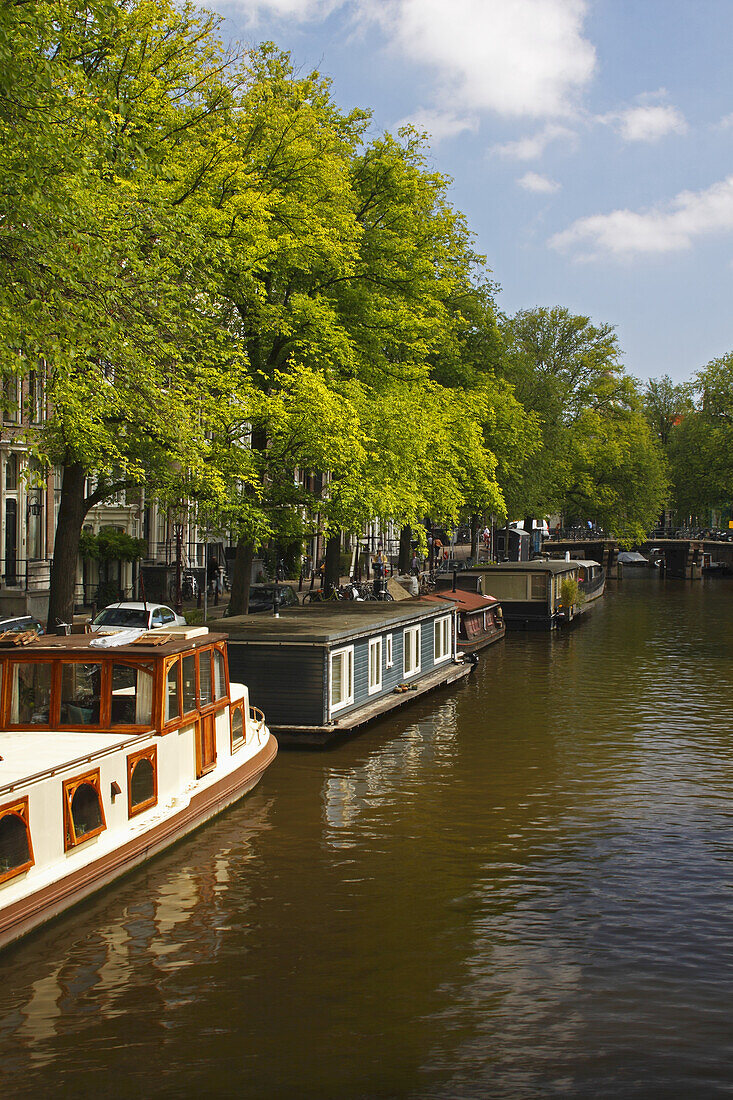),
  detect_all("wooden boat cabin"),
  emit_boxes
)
[577,560,606,602]
[0,627,276,950]
[425,587,505,654]
[457,561,584,630]
[216,601,474,744]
